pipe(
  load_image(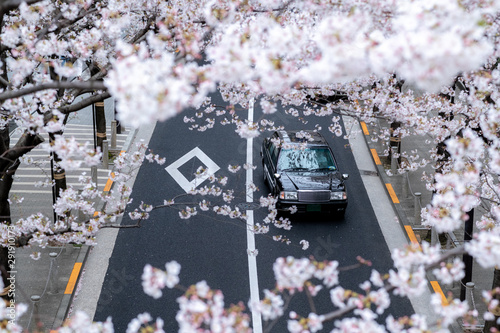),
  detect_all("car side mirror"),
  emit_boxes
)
[274,173,281,179]
[342,174,349,180]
